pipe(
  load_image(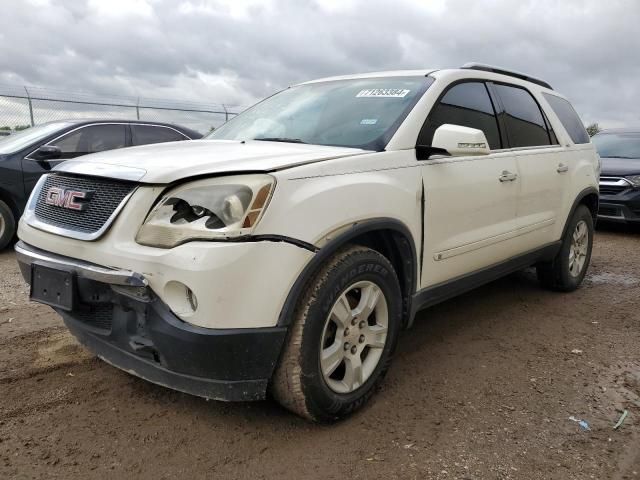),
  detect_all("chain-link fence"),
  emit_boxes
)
[0,84,248,135]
